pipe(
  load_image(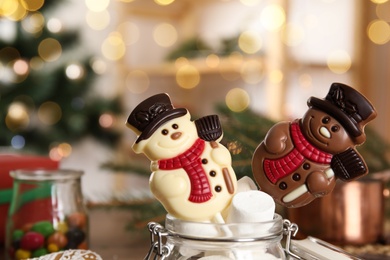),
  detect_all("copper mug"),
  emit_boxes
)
[287,178,384,246]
